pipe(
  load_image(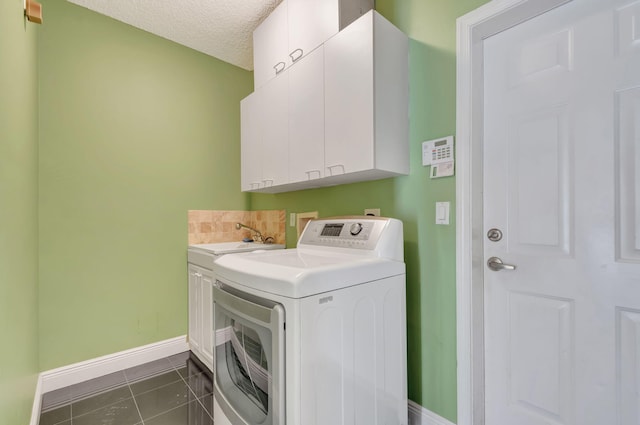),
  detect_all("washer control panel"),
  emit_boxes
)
[299,217,388,250]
